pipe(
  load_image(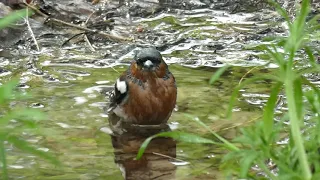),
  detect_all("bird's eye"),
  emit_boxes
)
[136,59,143,65]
